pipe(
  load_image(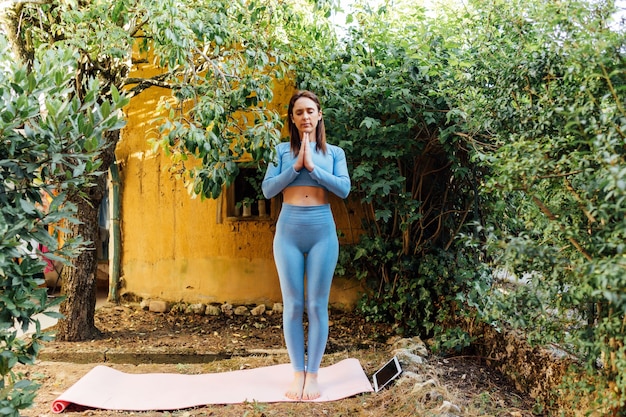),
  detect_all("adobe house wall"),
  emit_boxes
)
[114,51,365,309]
